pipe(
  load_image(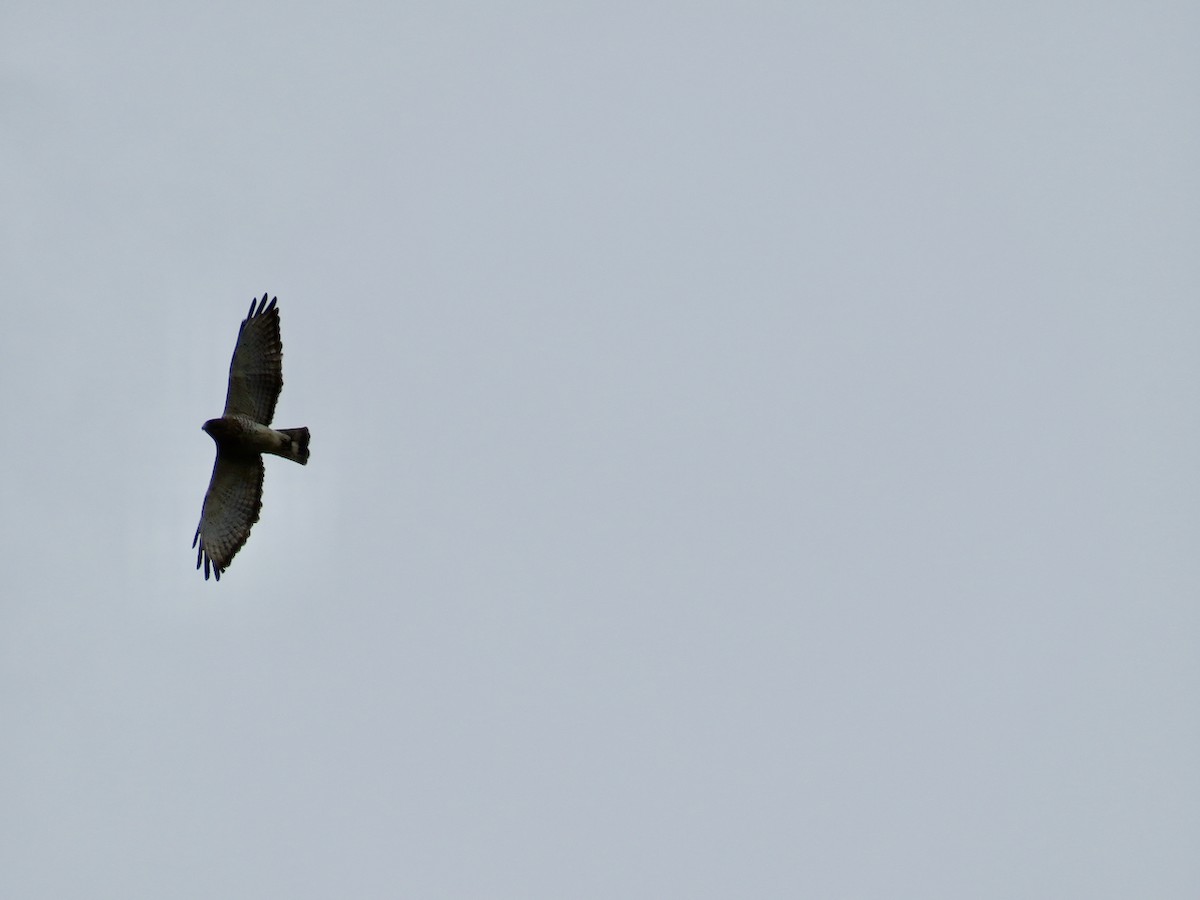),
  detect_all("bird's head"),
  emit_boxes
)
[202,418,237,441]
